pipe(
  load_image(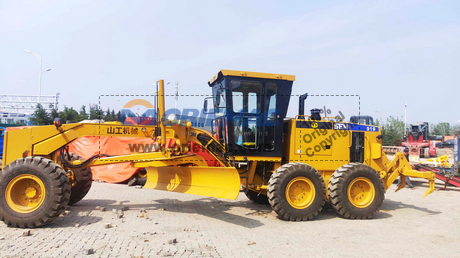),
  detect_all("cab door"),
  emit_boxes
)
[229,80,262,154]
